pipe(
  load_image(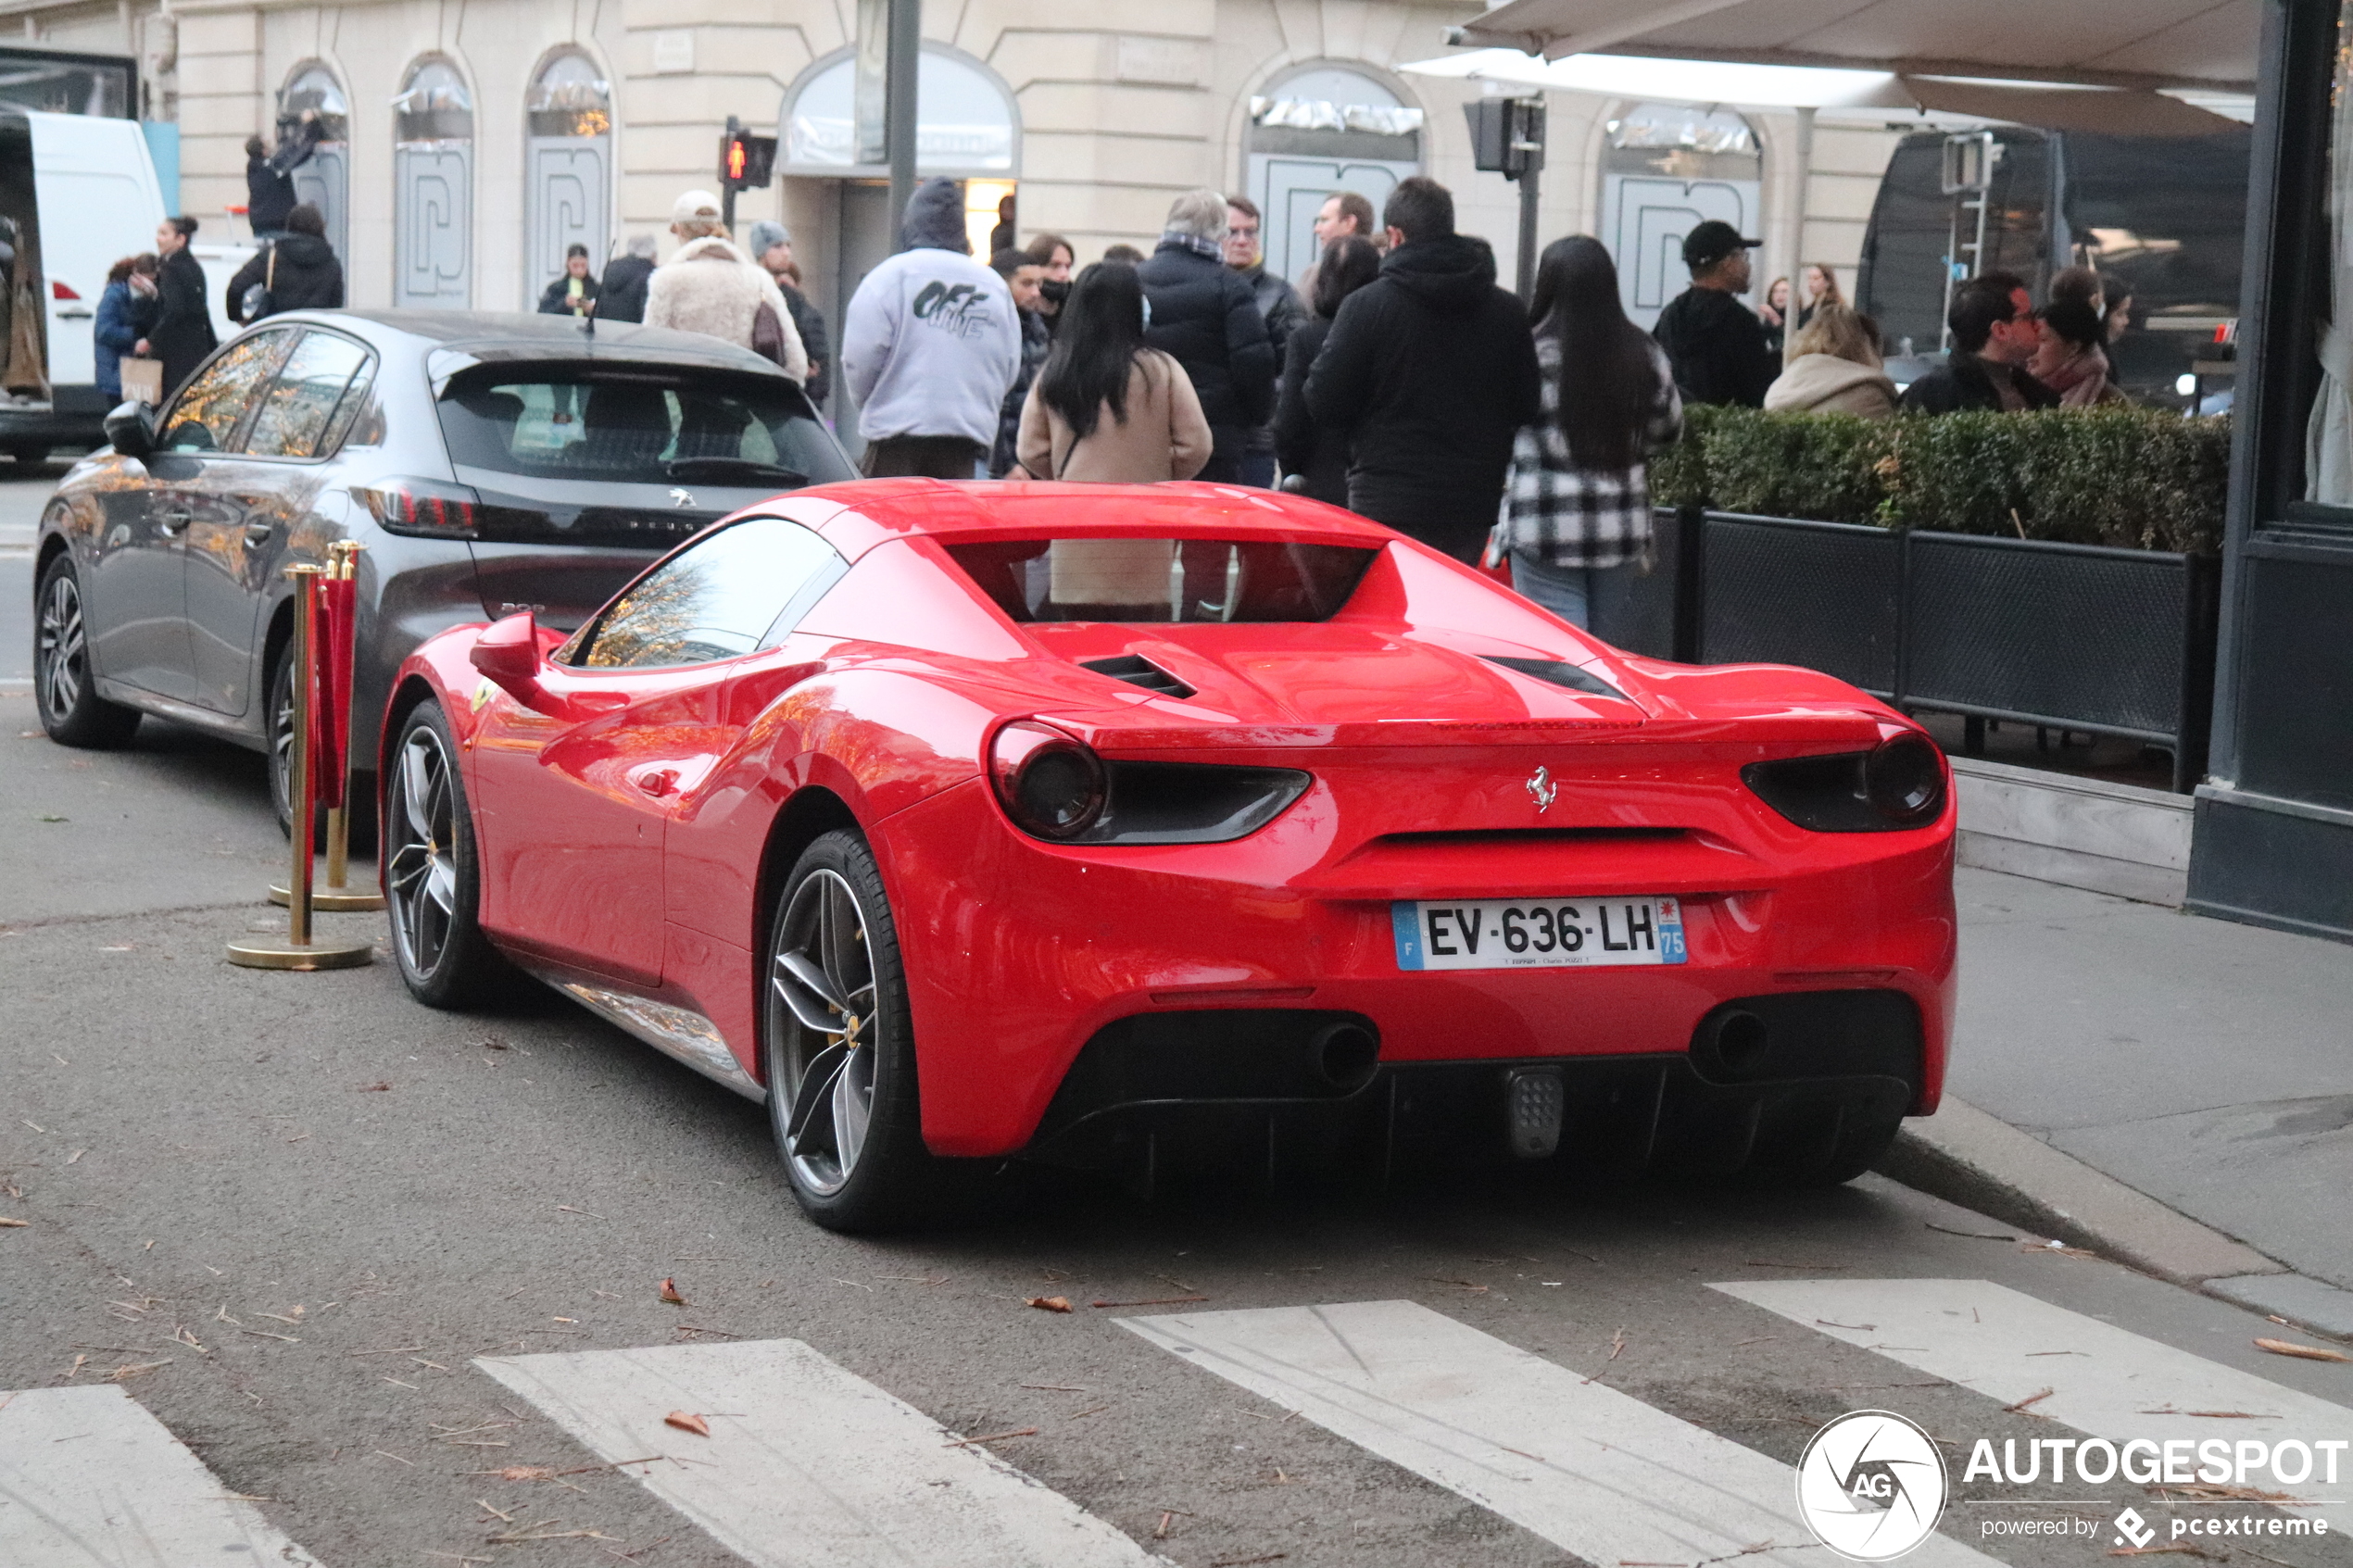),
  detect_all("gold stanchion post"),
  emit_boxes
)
[230,565,372,971]
[271,541,384,912]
